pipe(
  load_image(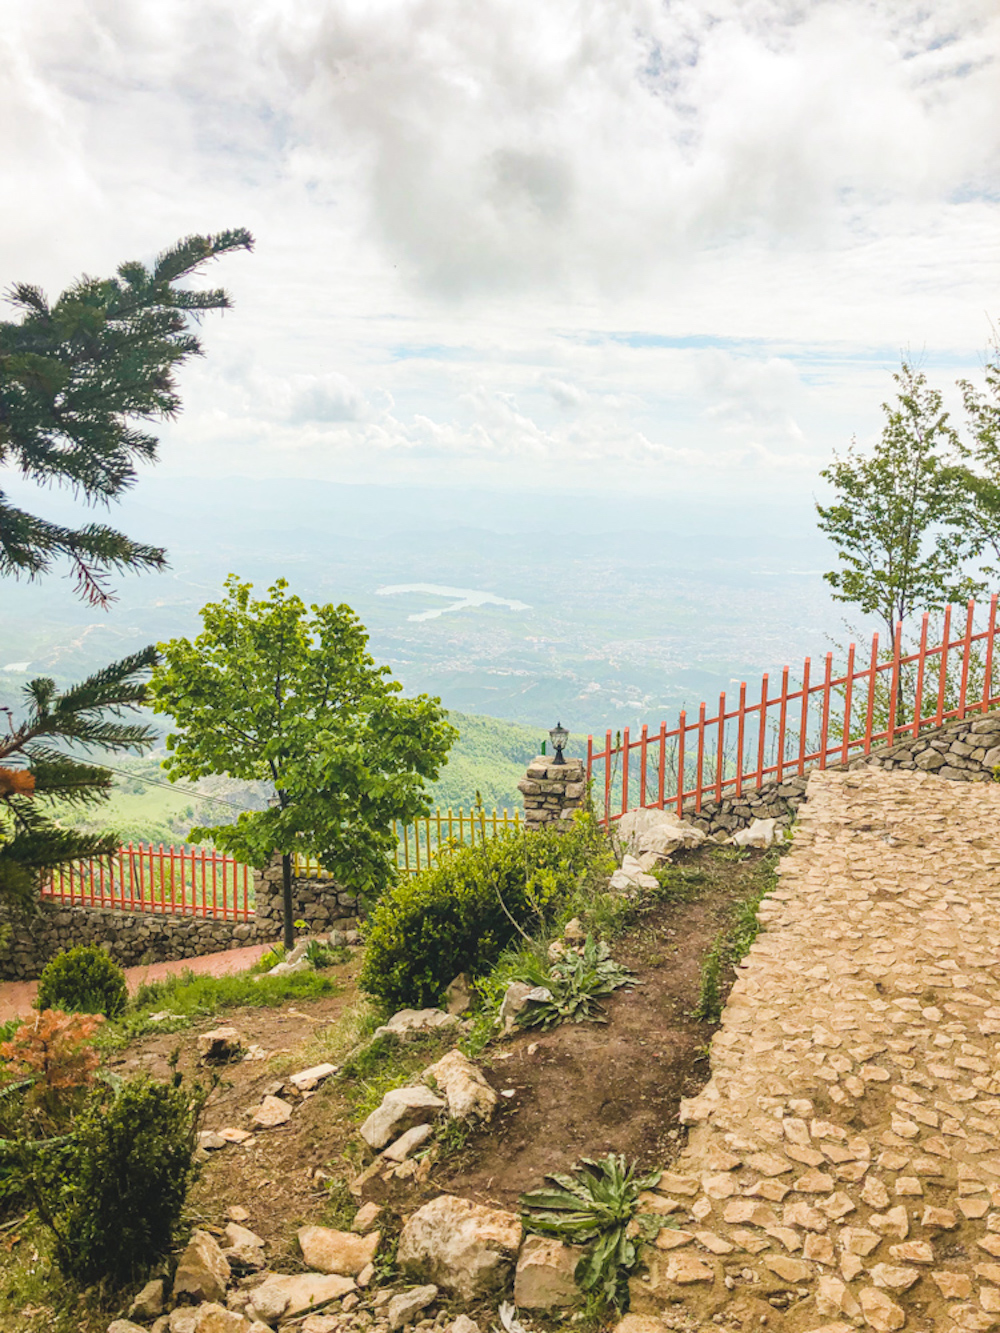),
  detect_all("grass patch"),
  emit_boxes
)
[96,967,345,1052]
[339,1030,455,1121]
[693,848,780,1022]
